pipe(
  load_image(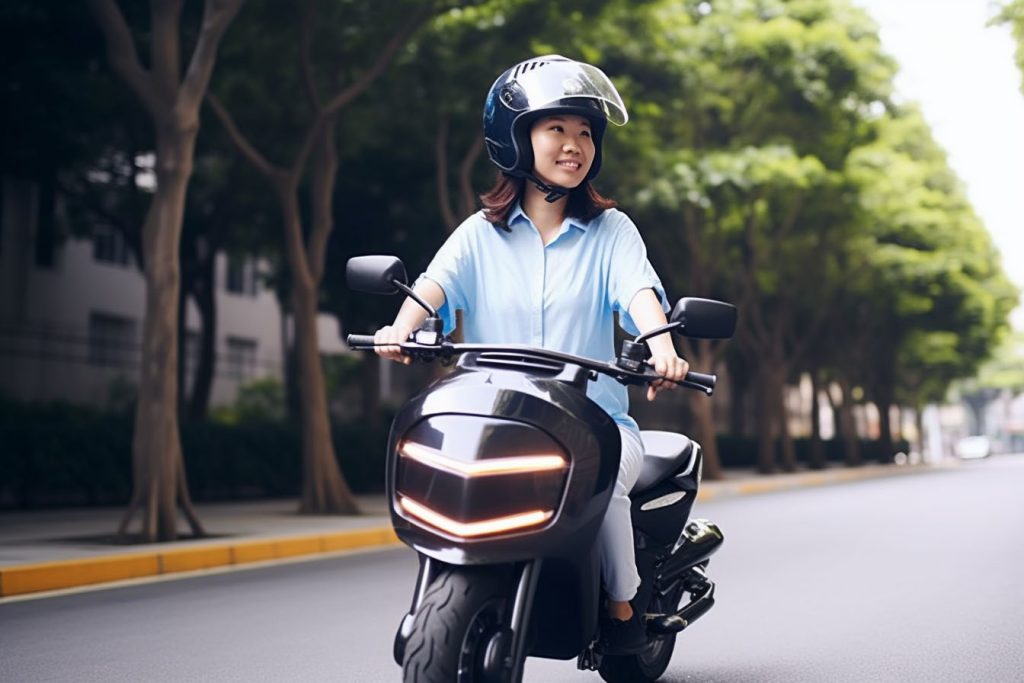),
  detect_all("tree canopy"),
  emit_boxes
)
[6,0,1018,491]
